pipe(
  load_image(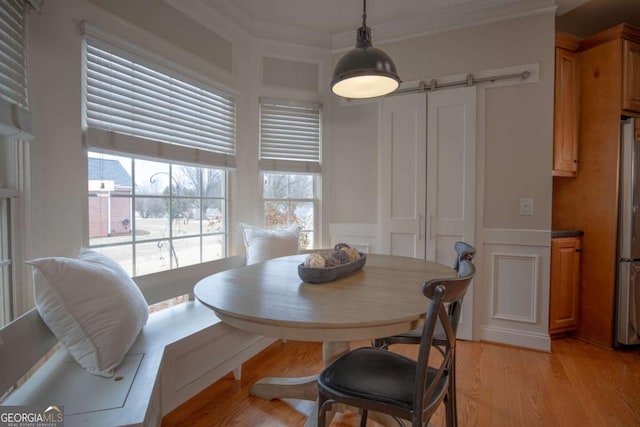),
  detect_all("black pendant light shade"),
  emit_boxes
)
[331,0,400,99]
